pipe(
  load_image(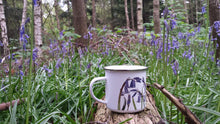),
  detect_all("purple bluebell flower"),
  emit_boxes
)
[55,58,62,69]
[170,19,177,30]
[156,44,163,59]
[33,48,38,61]
[103,25,106,31]
[172,61,179,75]
[25,17,30,24]
[59,30,64,39]
[150,51,153,55]
[139,38,143,43]
[172,38,179,50]
[182,51,186,58]
[0,58,2,63]
[19,70,24,80]
[83,34,88,39]
[87,63,92,69]
[202,6,206,14]
[78,48,83,58]
[178,32,184,40]
[8,53,16,60]
[185,49,193,60]
[164,20,169,31]
[186,38,190,46]
[33,0,38,6]
[217,43,219,48]
[88,31,92,39]
[43,65,53,77]
[0,41,3,46]
[163,7,169,18]
[214,21,220,36]
[97,58,102,68]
